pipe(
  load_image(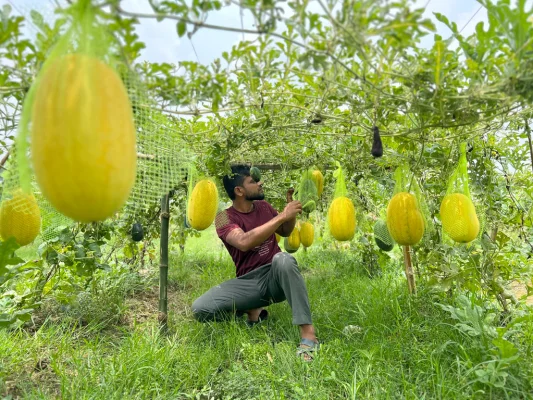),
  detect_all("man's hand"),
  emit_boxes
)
[280,200,302,222]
